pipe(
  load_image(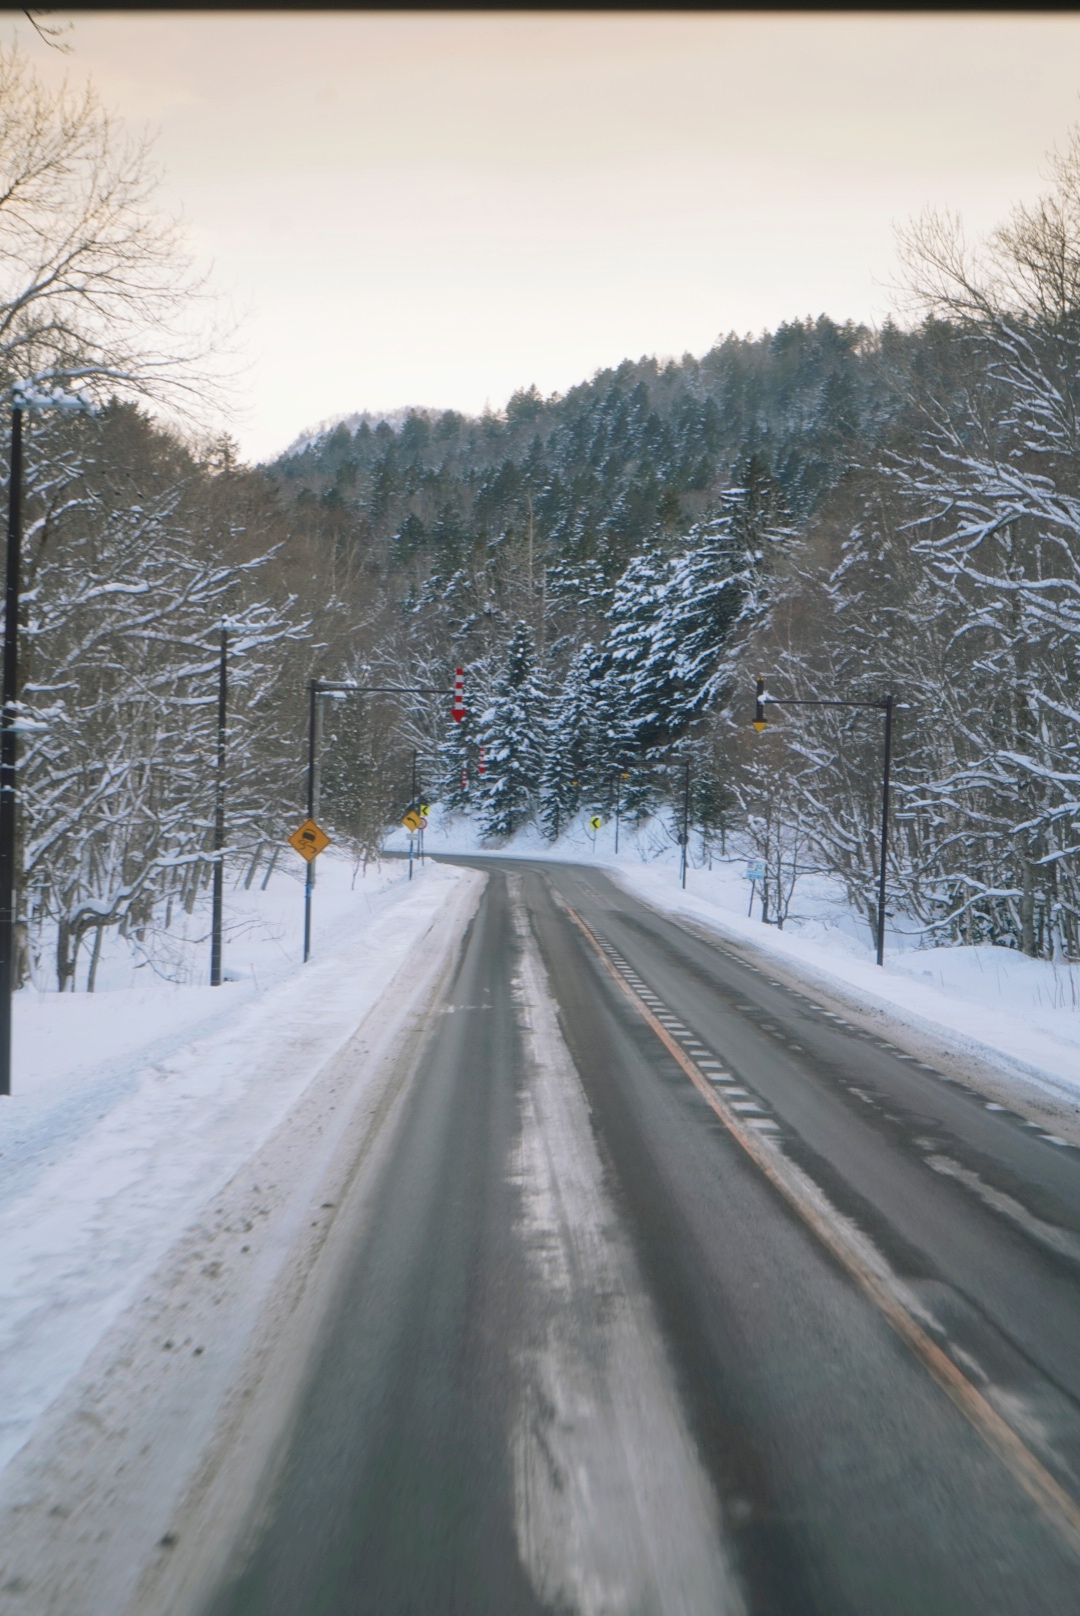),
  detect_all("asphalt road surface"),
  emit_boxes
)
[207,860,1080,1615]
